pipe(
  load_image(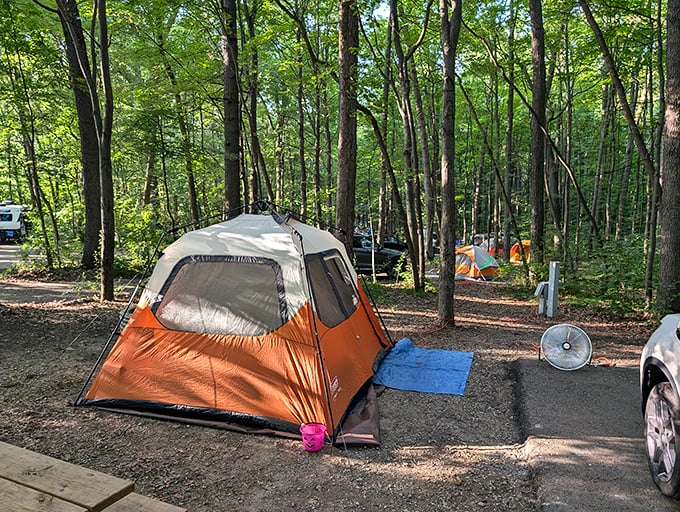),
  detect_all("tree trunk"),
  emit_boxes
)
[378,26,392,245]
[471,151,483,235]
[410,66,436,261]
[3,3,55,269]
[590,81,612,246]
[57,0,114,298]
[312,82,322,225]
[243,2,274,204]
[97,0,115,301]
[222,0,241,216]
[275,109,285,205]
[19,120,54,269]
[390,0,428,290]
[323,85,333,227]
[649,0,666,305]
[529,0,546,265]
[579,0,660,301]
[55,0,100,270]
[438,0,462,324]
[615,81,638,240]
[657,0,680,313]
[336,0,359,254]
[297,31,308,217]
[158,120,176,229]
[161,53,200,224]
[142,150,157,210]
[503,7,516,262]
[561,19,574,262]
